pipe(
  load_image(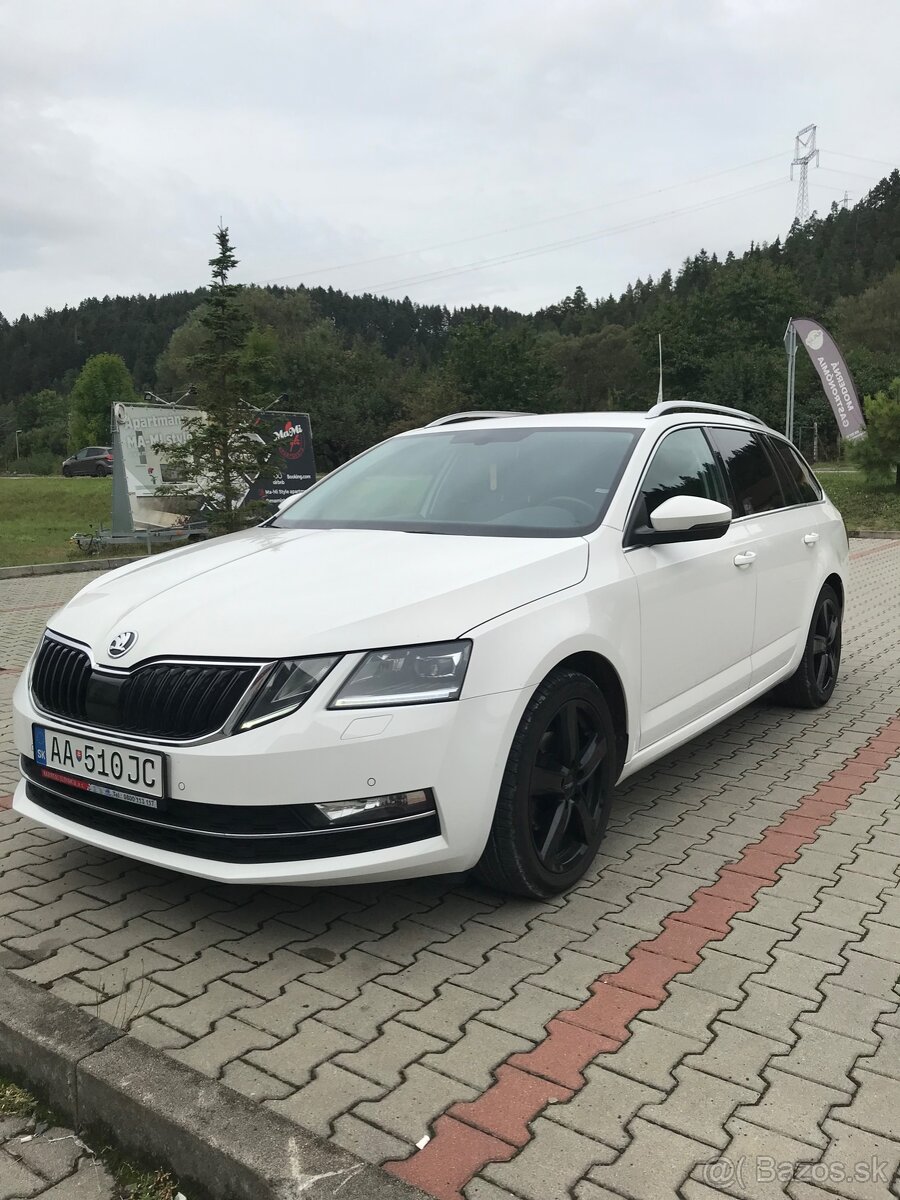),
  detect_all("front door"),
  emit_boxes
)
[624,426,756,749]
